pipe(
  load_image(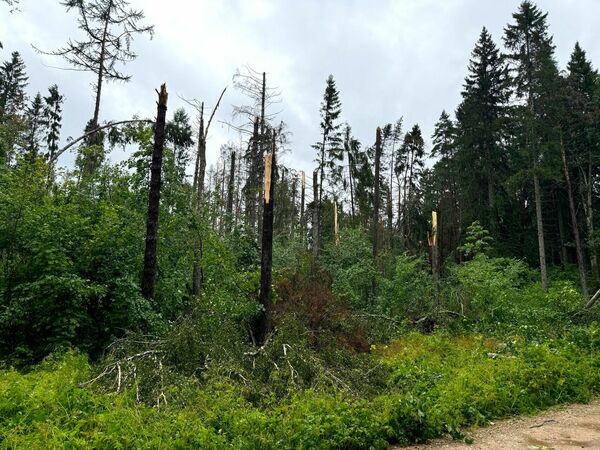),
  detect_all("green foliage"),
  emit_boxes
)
[321,228,376,308]
[459,221,494,258]
[4,330,600,448]
[380,253,434,319]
